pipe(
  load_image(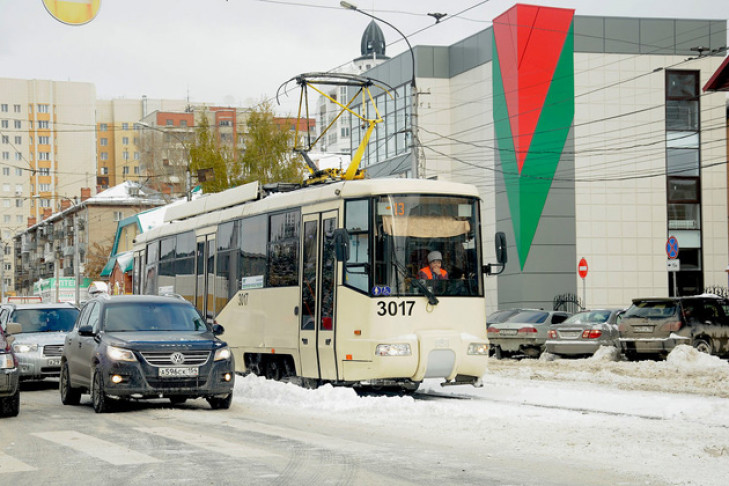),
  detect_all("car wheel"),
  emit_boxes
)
[0,390,20,417]
[169,397,187,405]
[693,339,713,355]
[493,346,503,360]
[60,362,81,406]
[92,368,112,413]
[207,393,233,410]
